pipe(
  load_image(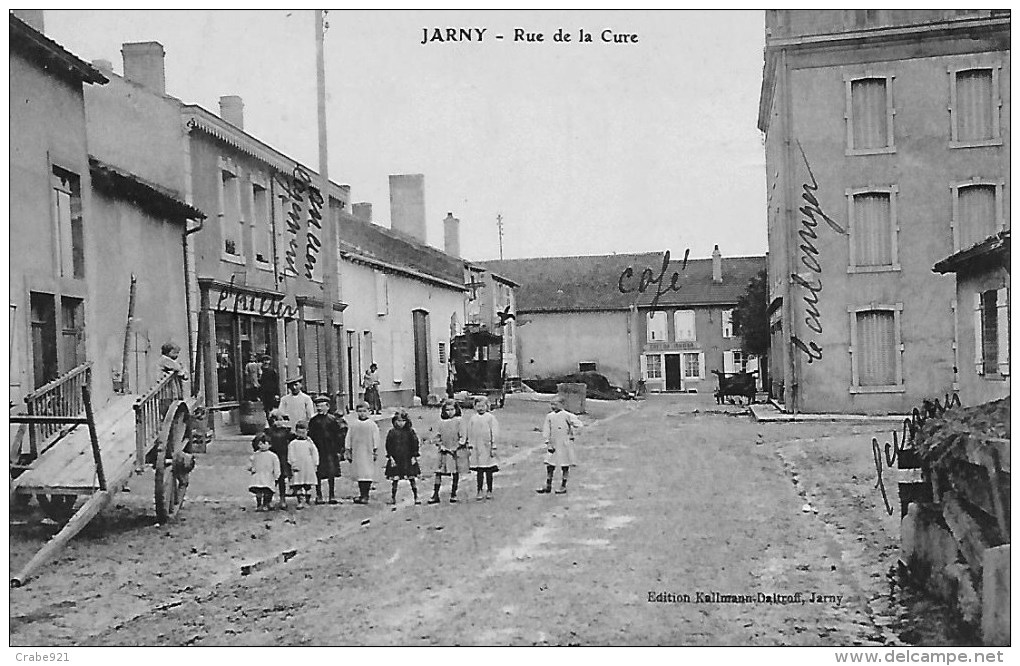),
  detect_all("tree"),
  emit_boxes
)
[731,268,769,388]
